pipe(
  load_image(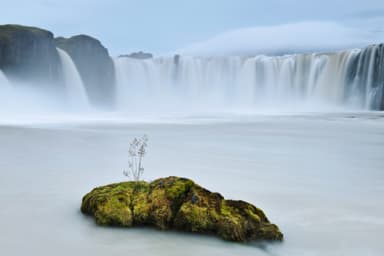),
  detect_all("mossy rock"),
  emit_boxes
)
[81,176,283,242]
